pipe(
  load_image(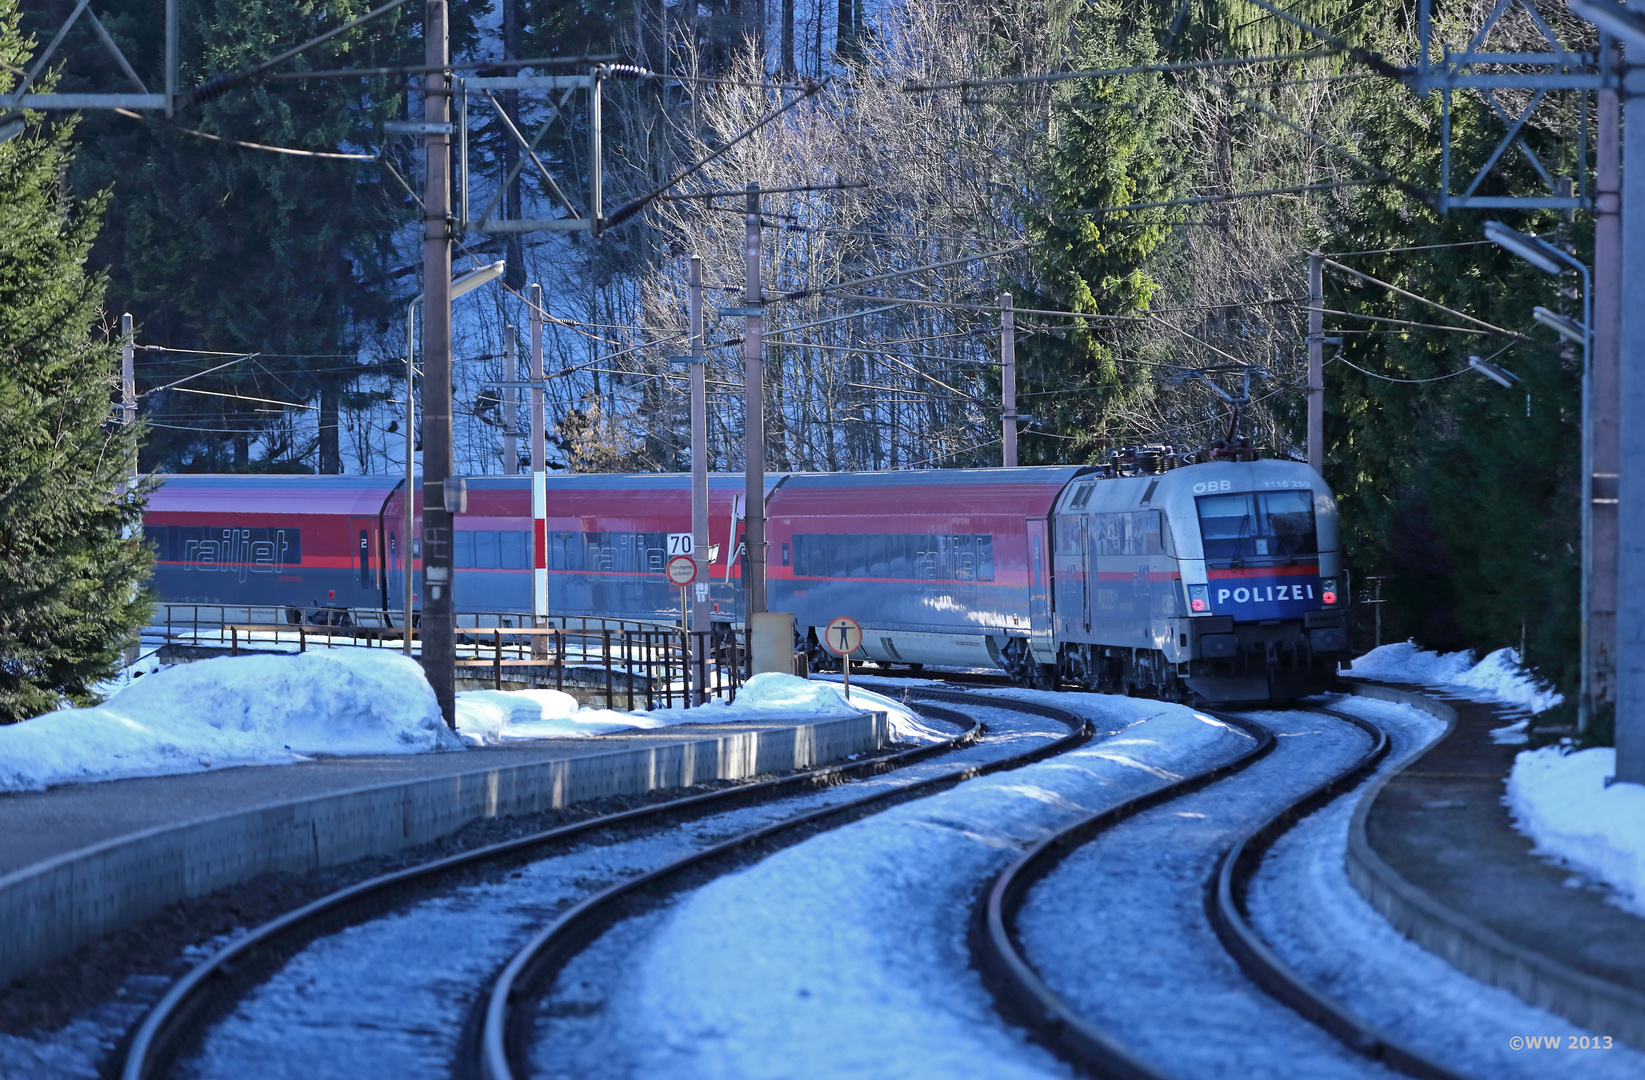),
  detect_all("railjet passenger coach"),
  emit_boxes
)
[143,455,1348,703]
